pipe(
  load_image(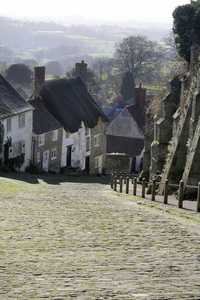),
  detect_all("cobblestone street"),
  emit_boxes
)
[0,174,200,299]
